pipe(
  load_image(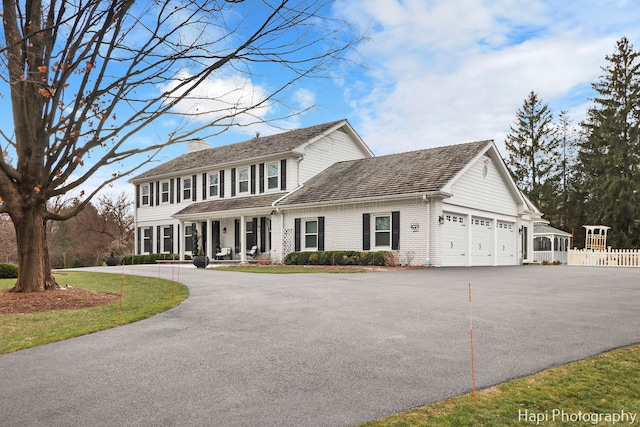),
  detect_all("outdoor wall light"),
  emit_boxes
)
[438,215,444,225]
[223,227,227,234]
